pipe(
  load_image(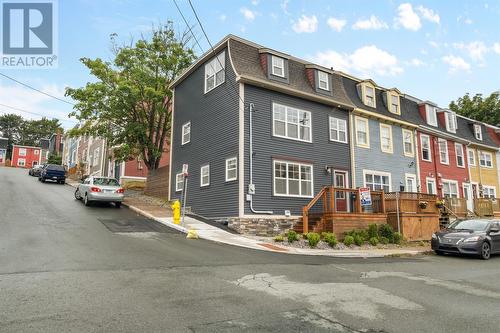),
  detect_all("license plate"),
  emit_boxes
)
[52,177,57,179]
[104,189,113,193]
